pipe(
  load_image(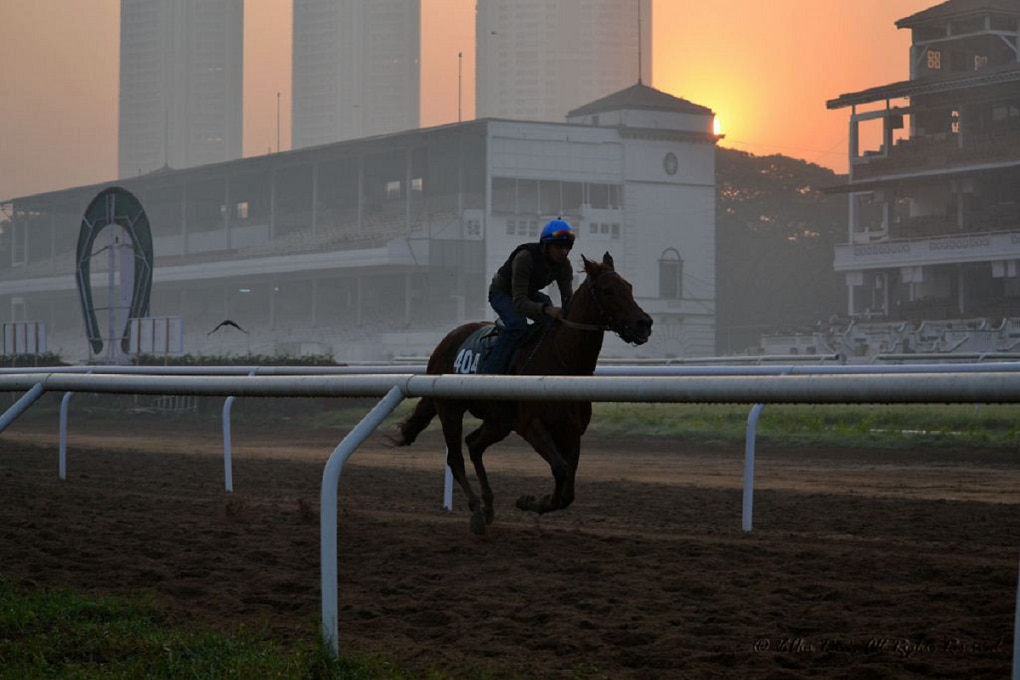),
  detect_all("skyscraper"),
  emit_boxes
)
[476,0,652,122]
[292,0,421,148]
[118,0,244,178]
